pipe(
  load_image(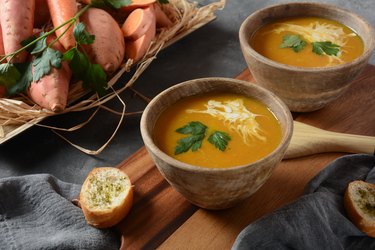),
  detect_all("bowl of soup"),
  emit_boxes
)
[140,77,293,209]
[239,2,375,112]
